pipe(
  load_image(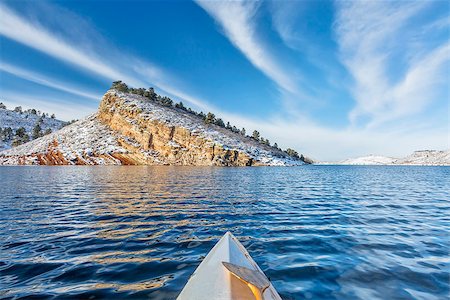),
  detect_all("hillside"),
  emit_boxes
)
[394,150,450,165]
[323,150,450,166]
[0,104,65,151]
[0,89,304,166]
[337,155,396,165]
